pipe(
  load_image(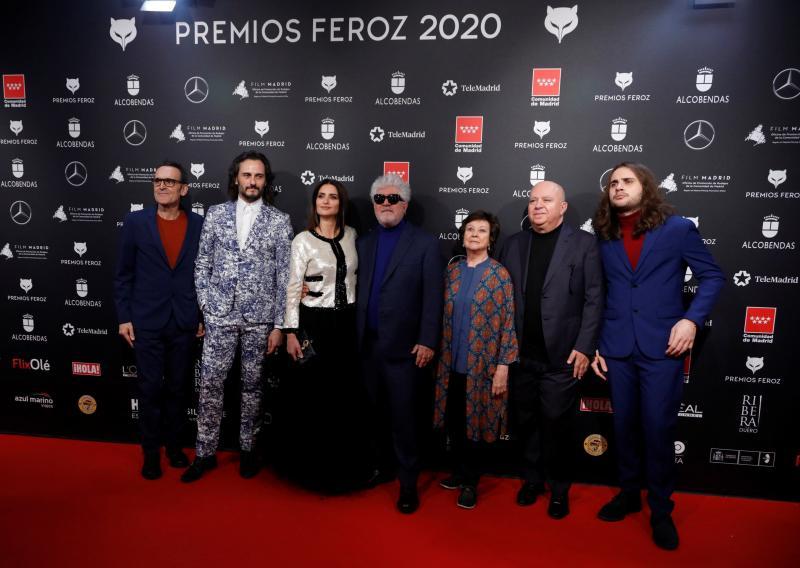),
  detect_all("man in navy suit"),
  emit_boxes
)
[114,160,205,480]
[356,174,444,514]
[591,162,724,550]
[498,180,604,520]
